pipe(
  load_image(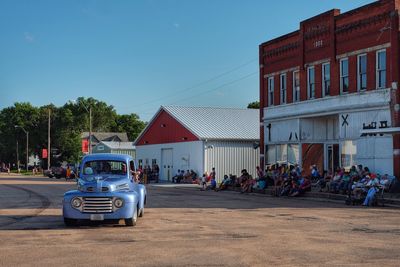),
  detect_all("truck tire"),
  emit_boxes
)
[139,207,144,217]
[125,207,138,226]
